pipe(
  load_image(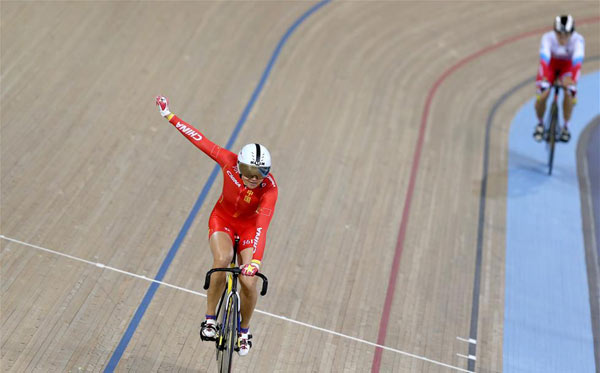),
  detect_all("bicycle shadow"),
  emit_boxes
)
[471,152,556,200]
[505,149,554,197]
